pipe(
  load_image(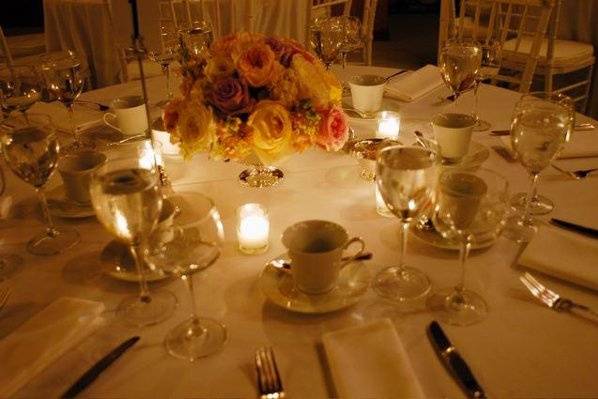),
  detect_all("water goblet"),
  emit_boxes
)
[472,40,501,131]
[427,168,509,325]
[0,114,80,255]
[439,39,481,107]
[89,152,176,326]
[373,145,436,302]
[0,65,43,120]
[147,193,227,360]
[40,51,85,144]
[503,93,573,242]
[311,17,344,69]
